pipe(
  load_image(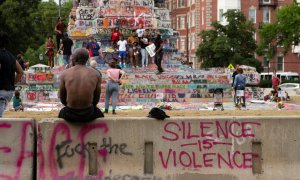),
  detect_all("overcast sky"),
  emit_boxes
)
[42,0,60,4]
